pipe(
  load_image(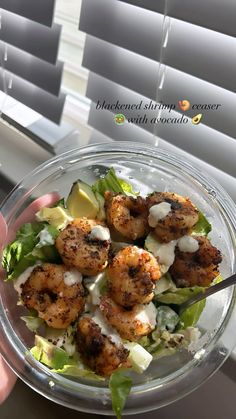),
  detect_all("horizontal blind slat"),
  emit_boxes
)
[159,67,236,141]
[83,35,159,100]
[1,11,61,64]
[0,70,66,124]
[88,101,155,145]
[0,43,63,96]
[120,0,236,38]
[86,73,236,178]
[79,0,163,61]
[80,0,236,93]
[0,0,56,27]
[165,19,236,93]
[83,35,236,140]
